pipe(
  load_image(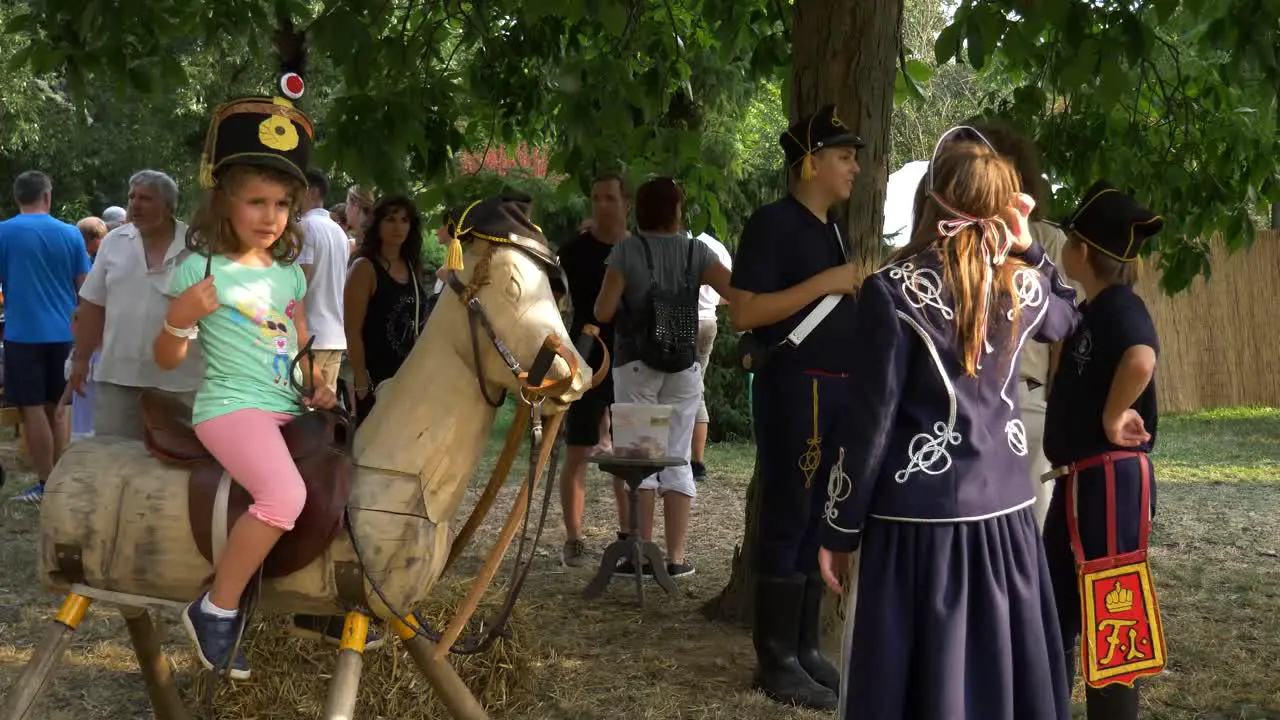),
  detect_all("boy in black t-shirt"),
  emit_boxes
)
[729,104,860,711]
[556,173,629,568]
[1042,181,1164,720]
